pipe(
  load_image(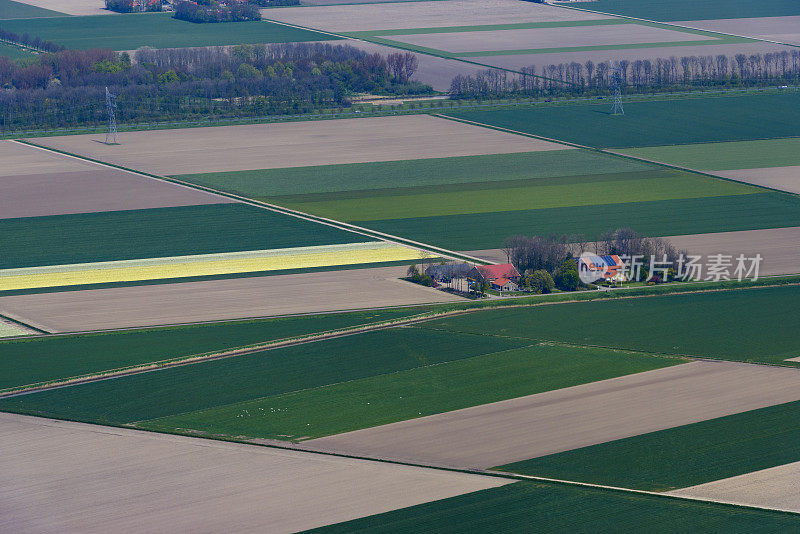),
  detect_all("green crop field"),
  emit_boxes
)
[173,150,651,199]
[0,328,527,424]
[0,0,62,19]
[620,138,800,171]
[0,12,337,50]
[0,307,433,391]
[496,399,800,491]
[0,203,368,269]
[420,285,800,364]
[140,344,680,440]
[560,0,800,21]
[357,192,800,250]
[280,171,753,221]
[306,481,800,533]
[173,146,800,251]
[447,92,800,148]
